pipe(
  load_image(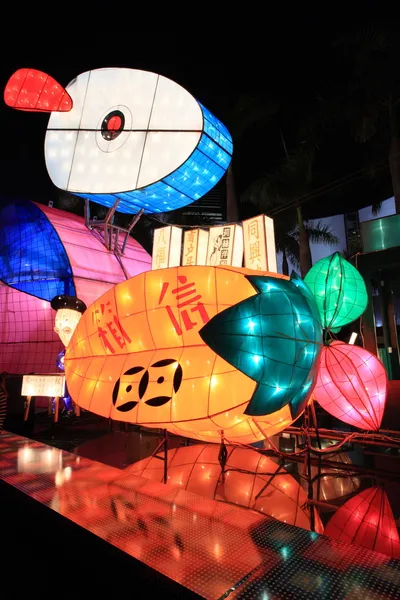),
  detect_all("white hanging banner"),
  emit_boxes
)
[152,226,182,269]
[206,224,243,267]
[182,229,209,266]
[242,214,277,273]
